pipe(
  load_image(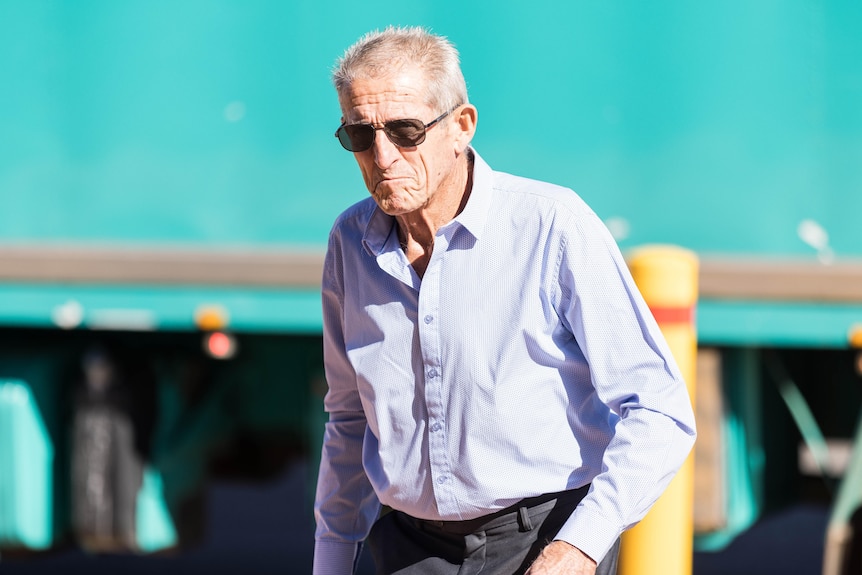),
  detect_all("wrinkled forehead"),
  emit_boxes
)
[338,69,433,123]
